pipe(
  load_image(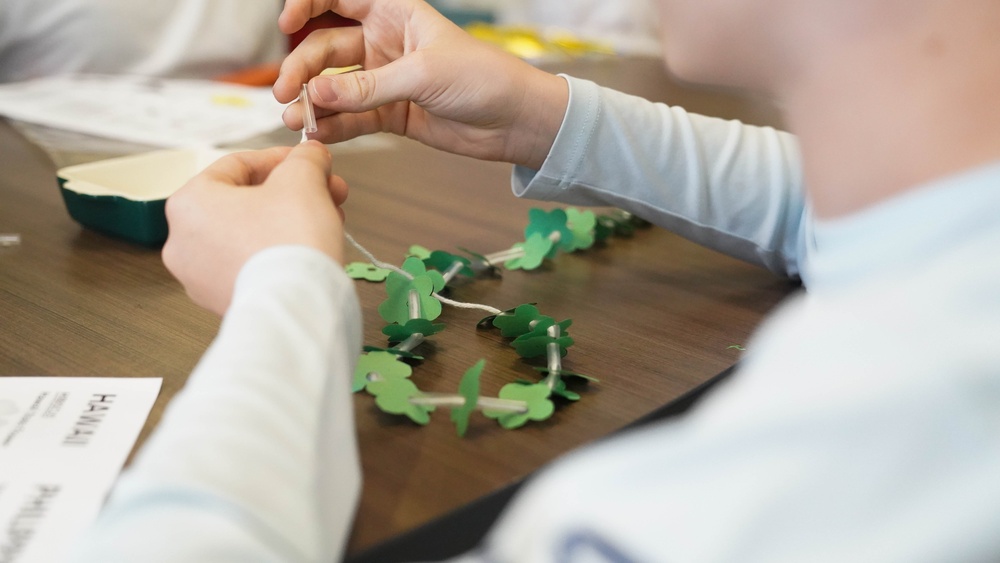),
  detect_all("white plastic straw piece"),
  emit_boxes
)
[300,84,318,134]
